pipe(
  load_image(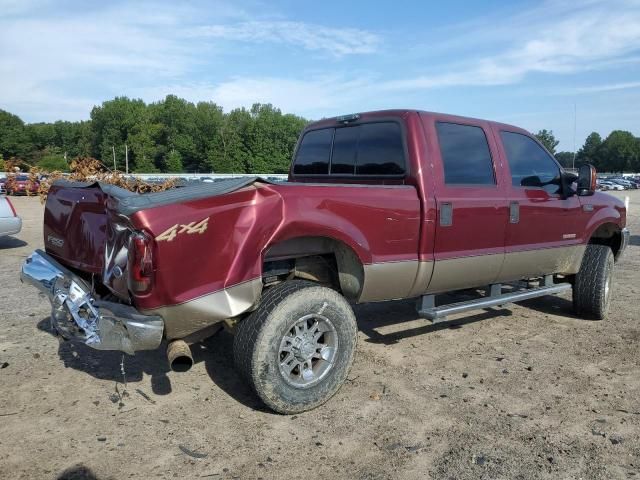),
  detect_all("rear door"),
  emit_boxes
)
[494,129,583,280]
[423,117,509,293]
